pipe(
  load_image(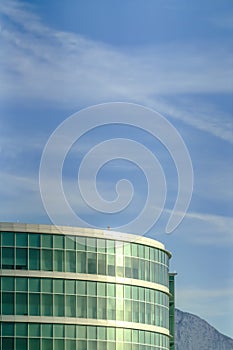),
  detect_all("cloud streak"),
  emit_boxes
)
[0,0,232,144]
